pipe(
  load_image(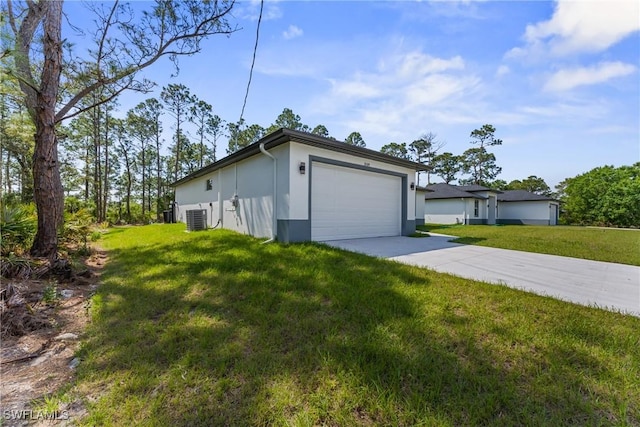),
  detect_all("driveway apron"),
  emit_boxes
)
[325,235,640,317]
